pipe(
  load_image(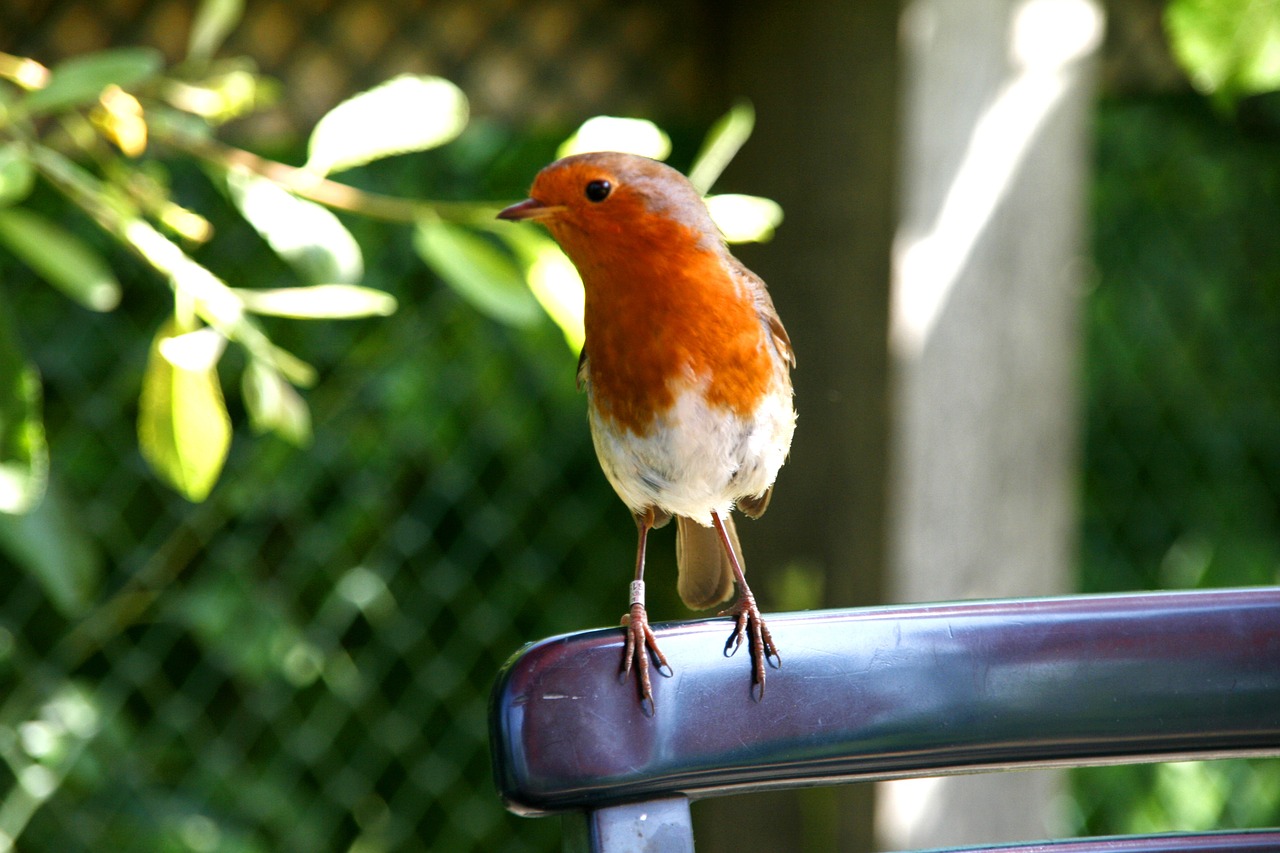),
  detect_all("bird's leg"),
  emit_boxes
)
[712,510,780,700]
[621,508,672,715]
